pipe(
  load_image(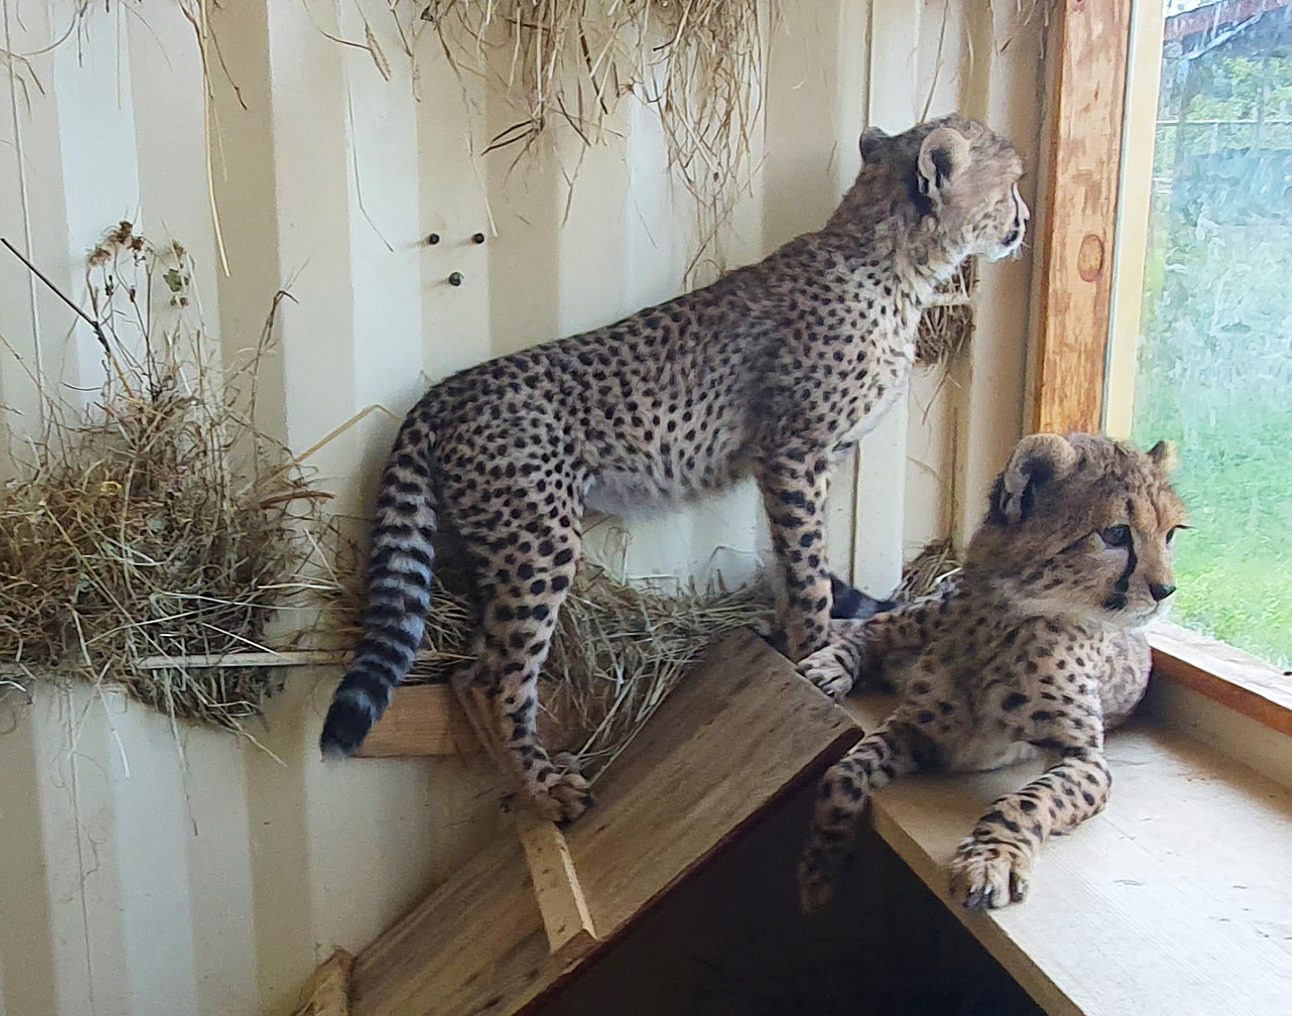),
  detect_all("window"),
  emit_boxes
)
[1110,0,1292,672]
